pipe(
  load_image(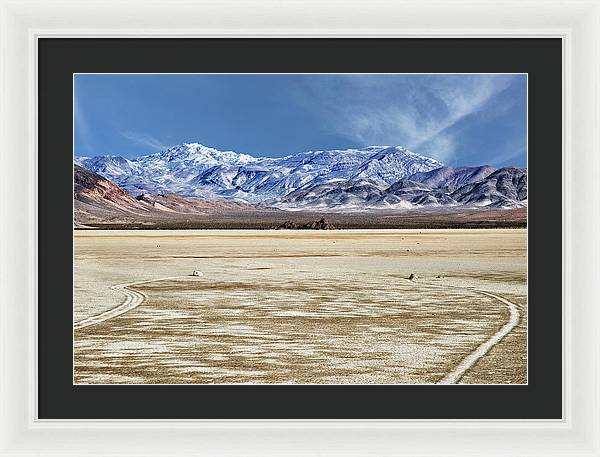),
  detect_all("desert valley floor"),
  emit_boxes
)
[74,229,527,385]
